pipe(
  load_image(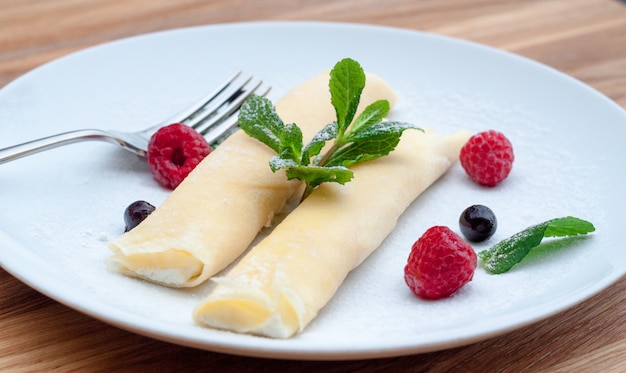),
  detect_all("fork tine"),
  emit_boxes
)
[183,75,254,129]
[155,70,243,129]
[189,77,266,135]
[201,83,271,145]
[203,114,239,146]
[193,80,270,143]
[138,71,267,149]
[0,72,269,164]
